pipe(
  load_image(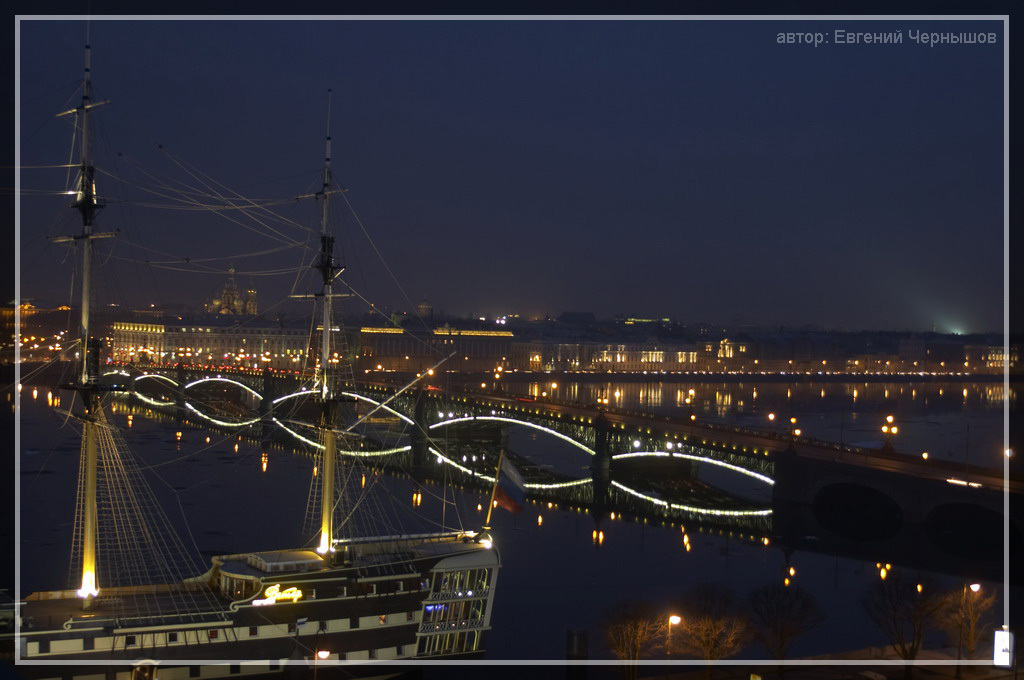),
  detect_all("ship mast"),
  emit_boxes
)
[315,90,342,555]
[51,39,115,609]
